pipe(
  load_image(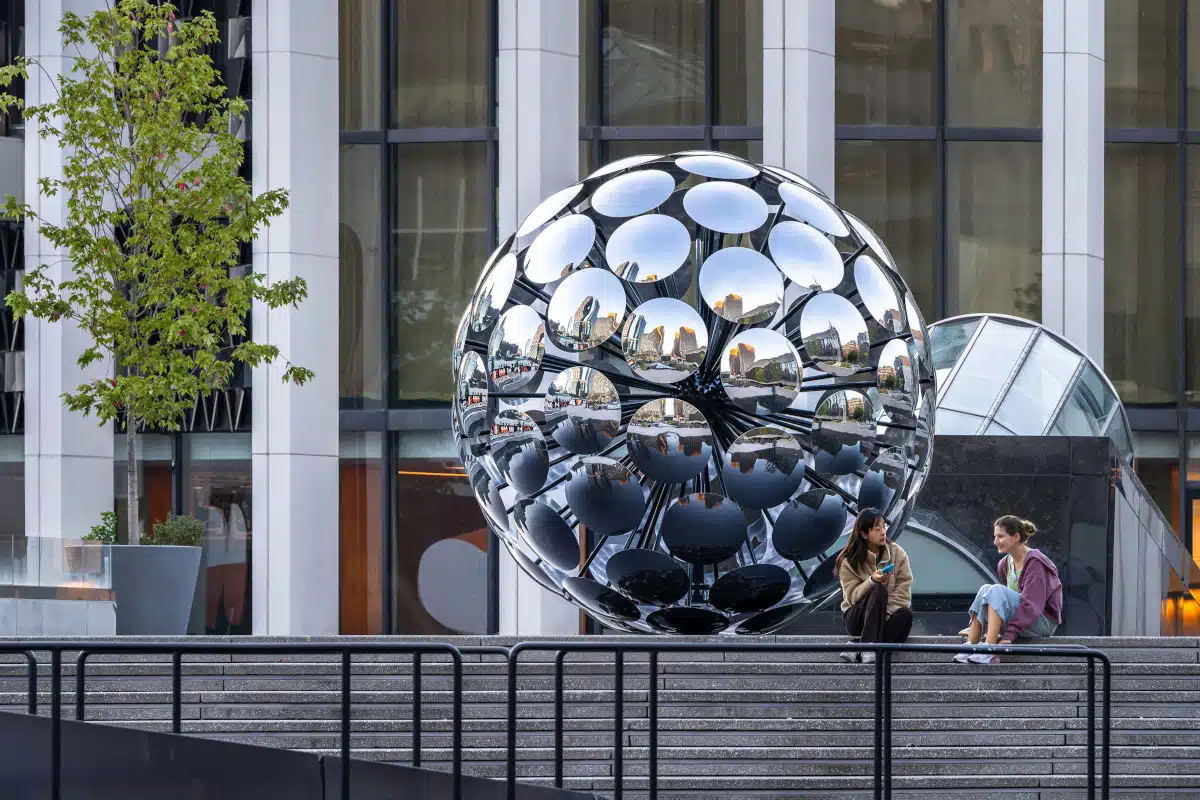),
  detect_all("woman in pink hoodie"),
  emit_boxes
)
[953,515,1063,665]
